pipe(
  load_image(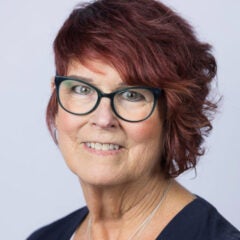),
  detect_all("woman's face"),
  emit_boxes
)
[55,60,164,186]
